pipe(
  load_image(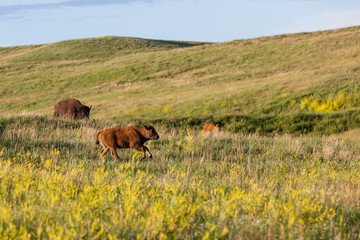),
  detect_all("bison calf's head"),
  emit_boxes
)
[144,124,159,140]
